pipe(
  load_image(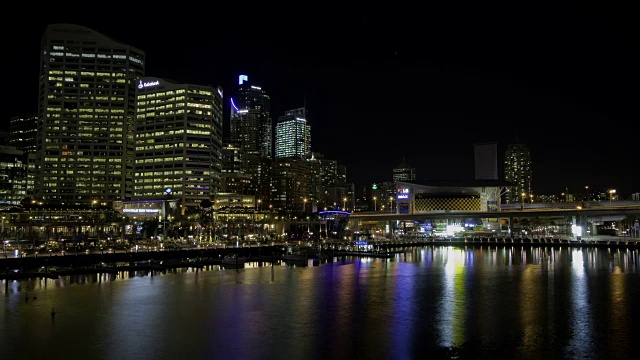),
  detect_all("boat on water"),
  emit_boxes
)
[221,253,246,268]
[281,246,325,265]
